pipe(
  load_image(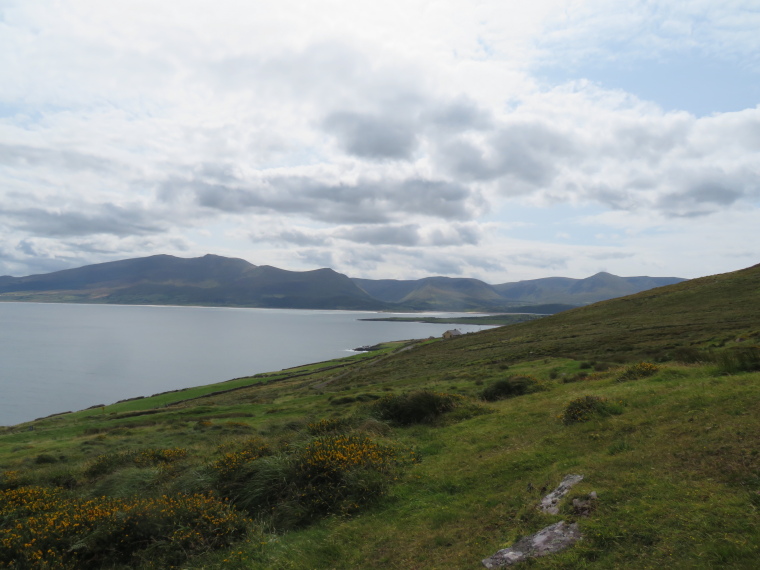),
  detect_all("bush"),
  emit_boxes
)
[714,347,760,374]
[306,417,354,435]
[221,435,413,530]
[561,395,623,425]
[617,362,659,382]
[480,376,540,401]
[0,486,250,569]
[369,391,464,425]
[210,438,271,481]
[85,448,188,478]
[671,347,708,364]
